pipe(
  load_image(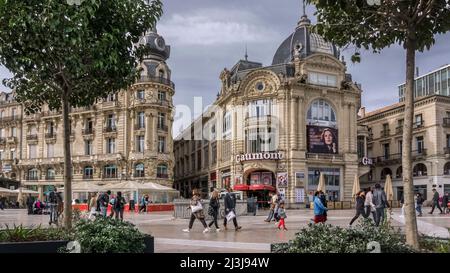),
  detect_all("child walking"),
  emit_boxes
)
[277,202,287,231]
